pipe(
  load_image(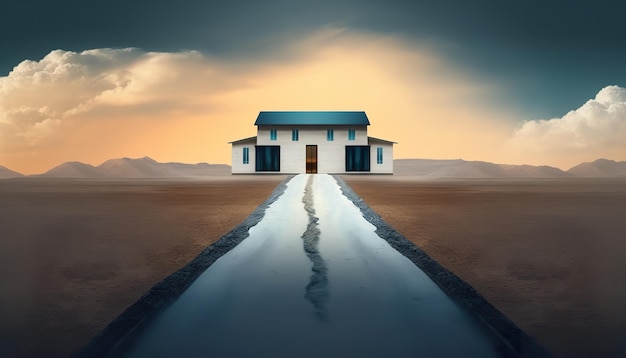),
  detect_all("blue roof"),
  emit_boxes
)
[254,111,370,126]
